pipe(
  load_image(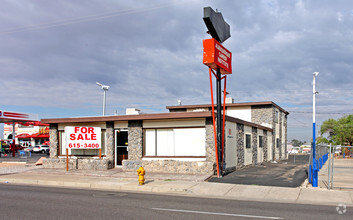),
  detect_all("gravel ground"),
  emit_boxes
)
[0,162,42,175]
